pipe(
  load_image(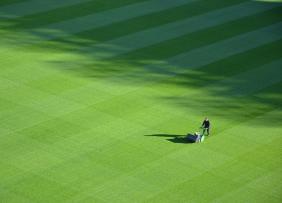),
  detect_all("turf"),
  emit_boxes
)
[0,0,282,202]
